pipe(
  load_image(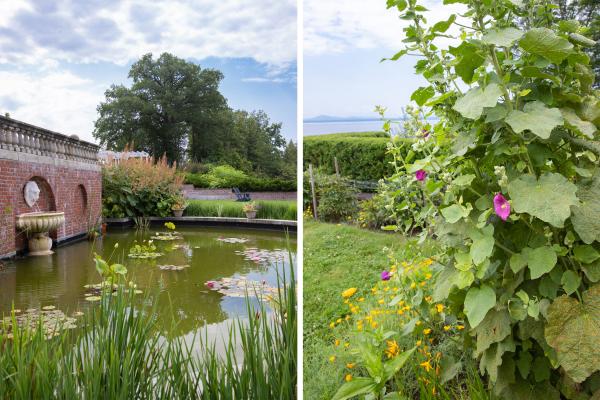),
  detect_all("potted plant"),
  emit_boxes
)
[171,196,187,217]
[242,202,259,219]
